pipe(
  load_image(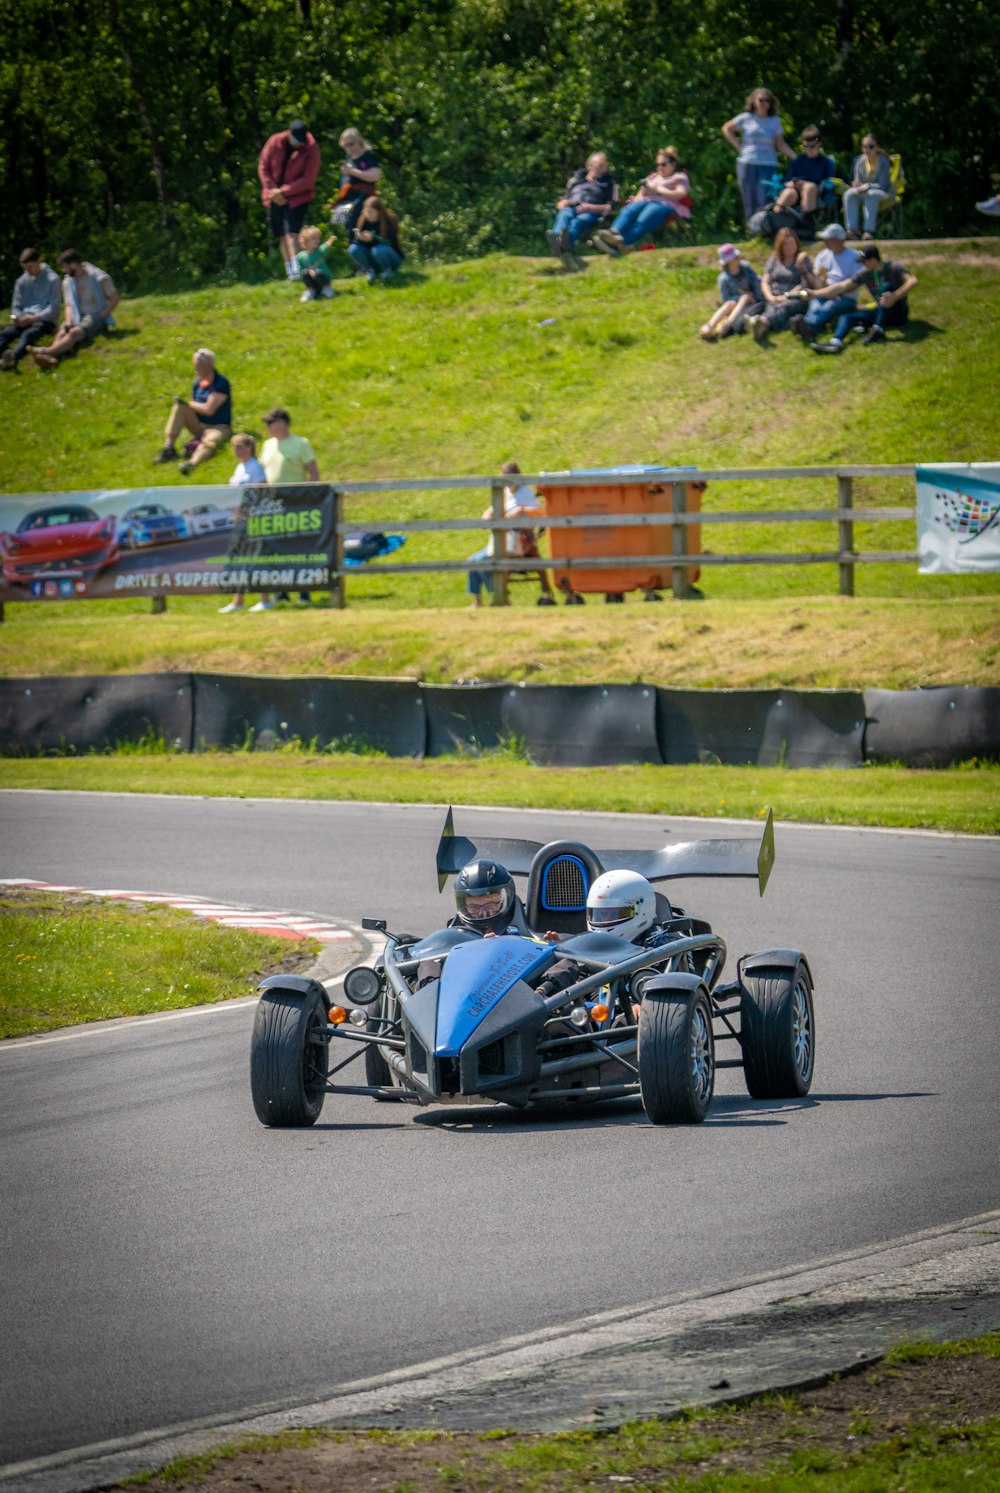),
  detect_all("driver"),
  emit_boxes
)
[453,859,529,936]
